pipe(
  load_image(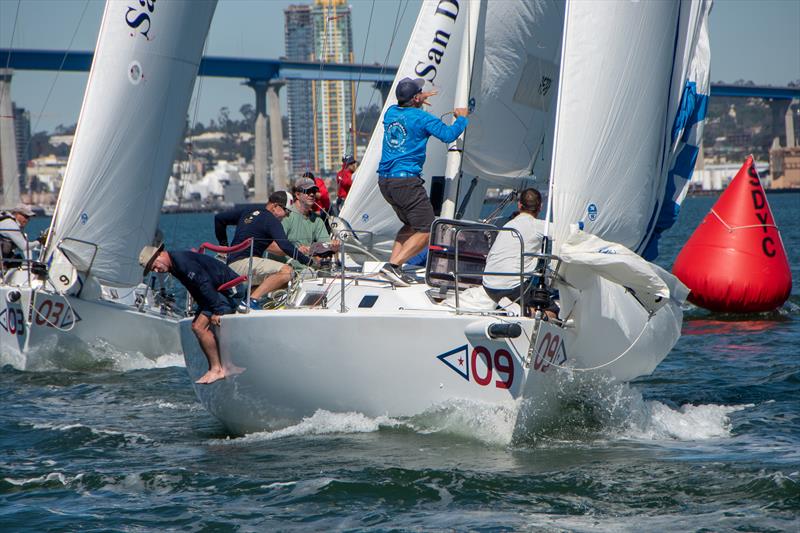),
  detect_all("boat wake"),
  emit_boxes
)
[223,380,750,449]
[3,337,184,372]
